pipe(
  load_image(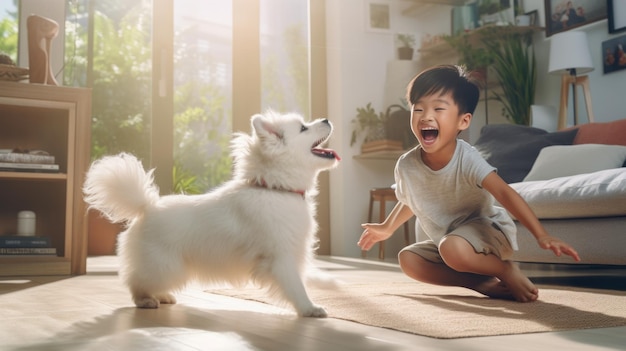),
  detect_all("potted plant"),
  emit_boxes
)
[444,34,495,83]
[350,103,387,146]
[482,28,536,125]
[396,33,416,60]
[351,103,408,153]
